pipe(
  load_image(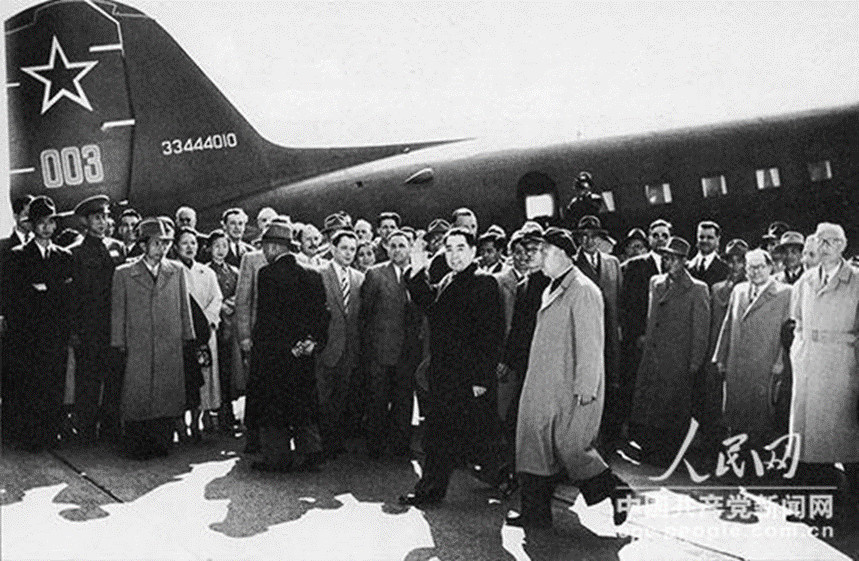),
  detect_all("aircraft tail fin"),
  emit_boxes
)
[6,0,450,217]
